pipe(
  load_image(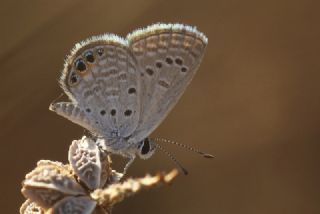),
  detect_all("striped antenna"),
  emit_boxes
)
[154,142,188,175]
[49,93,64,106]
[154,137,214,159]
